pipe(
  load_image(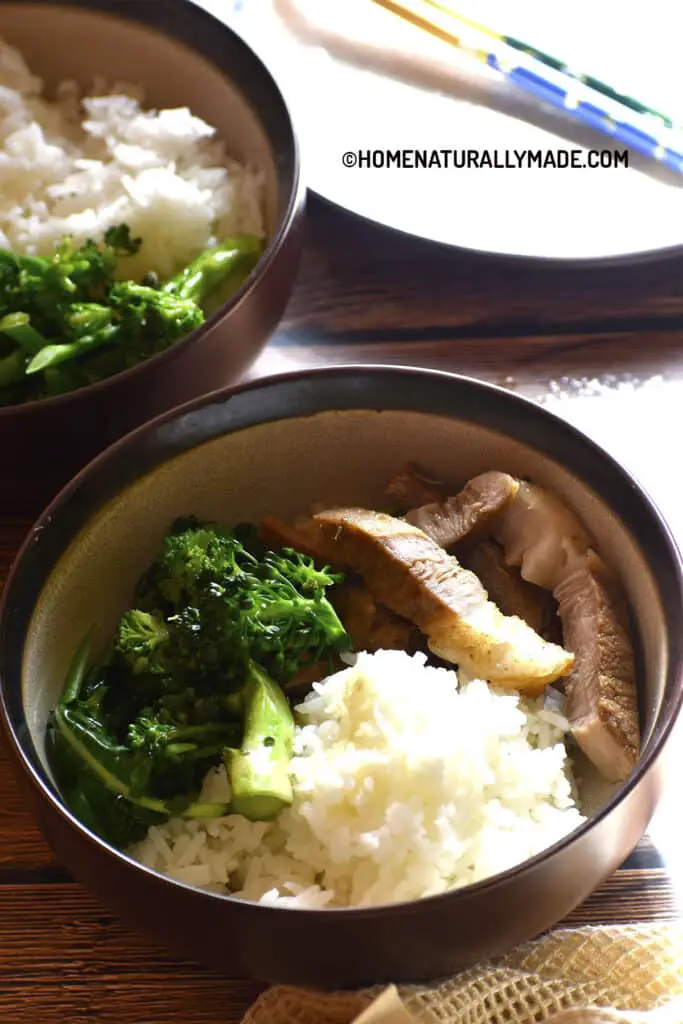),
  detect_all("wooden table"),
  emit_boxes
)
[1,196,682,1023]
